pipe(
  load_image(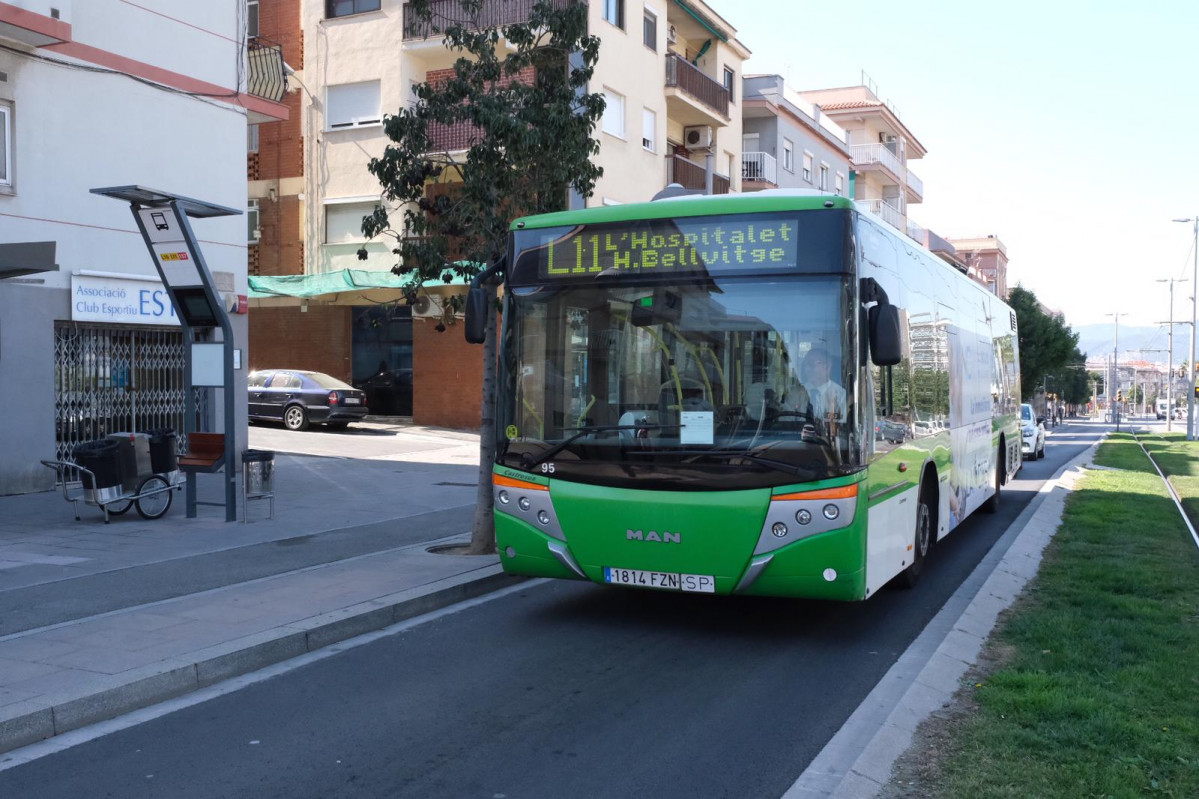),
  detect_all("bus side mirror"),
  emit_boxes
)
[464,284,488,344]
[869,304,902,366]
